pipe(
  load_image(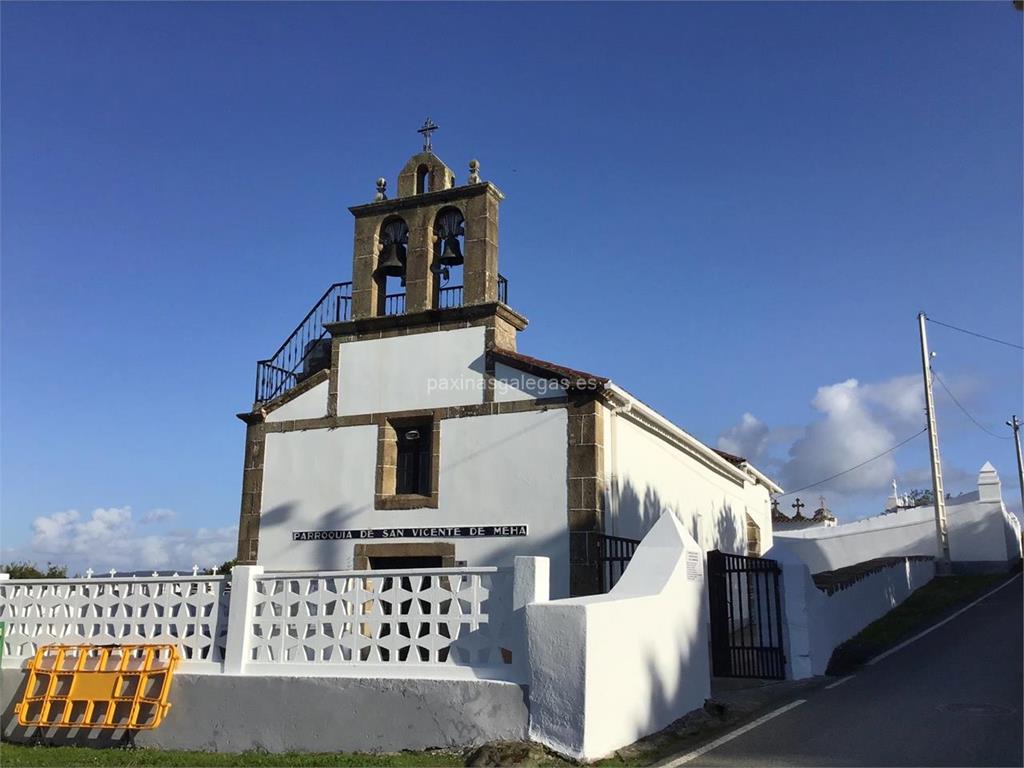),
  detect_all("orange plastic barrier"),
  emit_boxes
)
[15,644,179,730]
